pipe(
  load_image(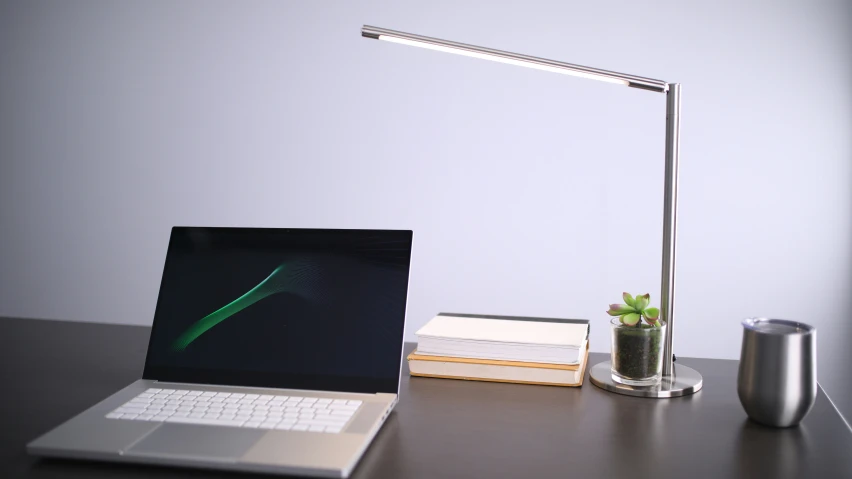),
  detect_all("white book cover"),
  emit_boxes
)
[415,314,589,347]
[414,313,590,364]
